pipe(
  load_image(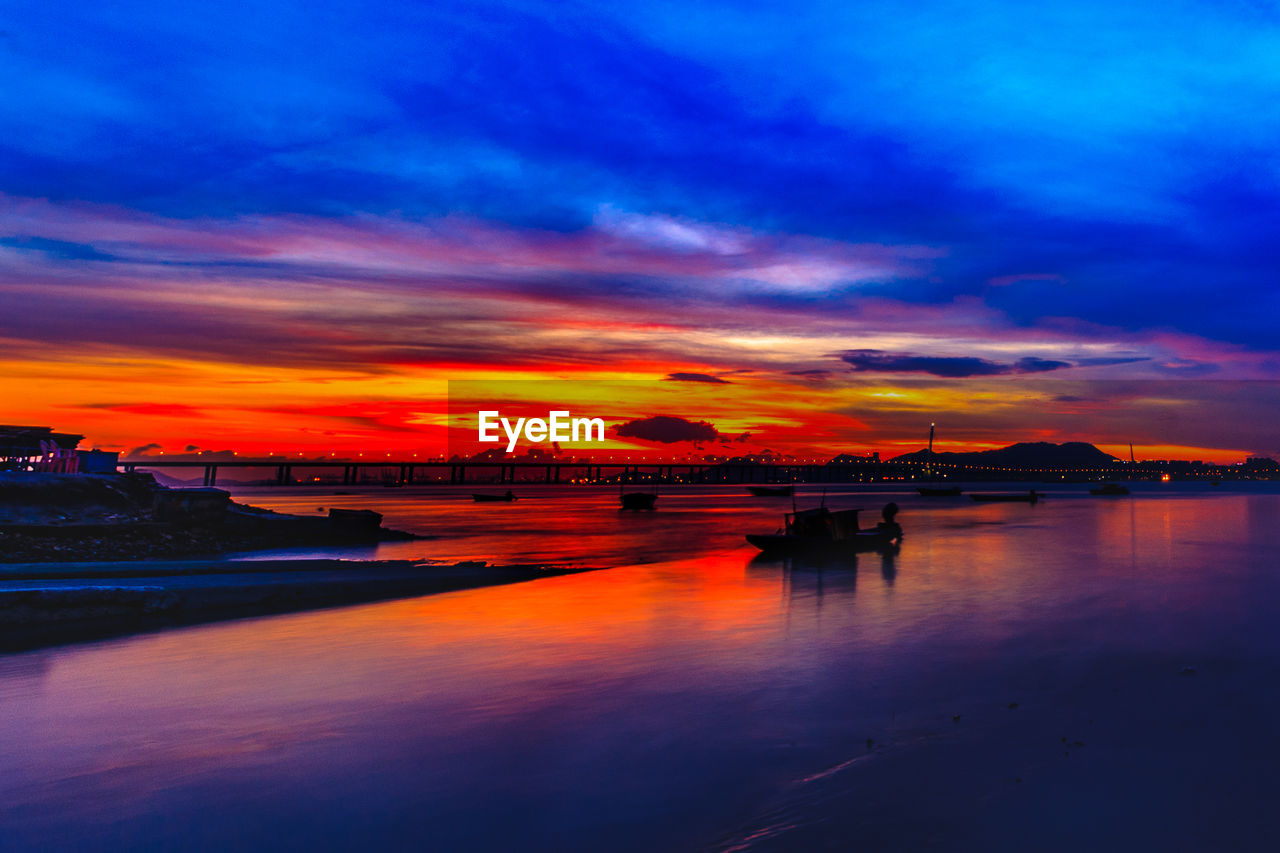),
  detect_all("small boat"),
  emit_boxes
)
[473,490,517,502]
[746,485,794,497]
[621,492,658,511]
[747,503,902,555]
[1089,483,1130,496]
[971,490,1040,504]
